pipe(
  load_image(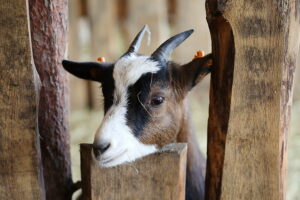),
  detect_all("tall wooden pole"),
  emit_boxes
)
[0,0,45,199]
[29,0,73,199]
[206,1,300,199]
